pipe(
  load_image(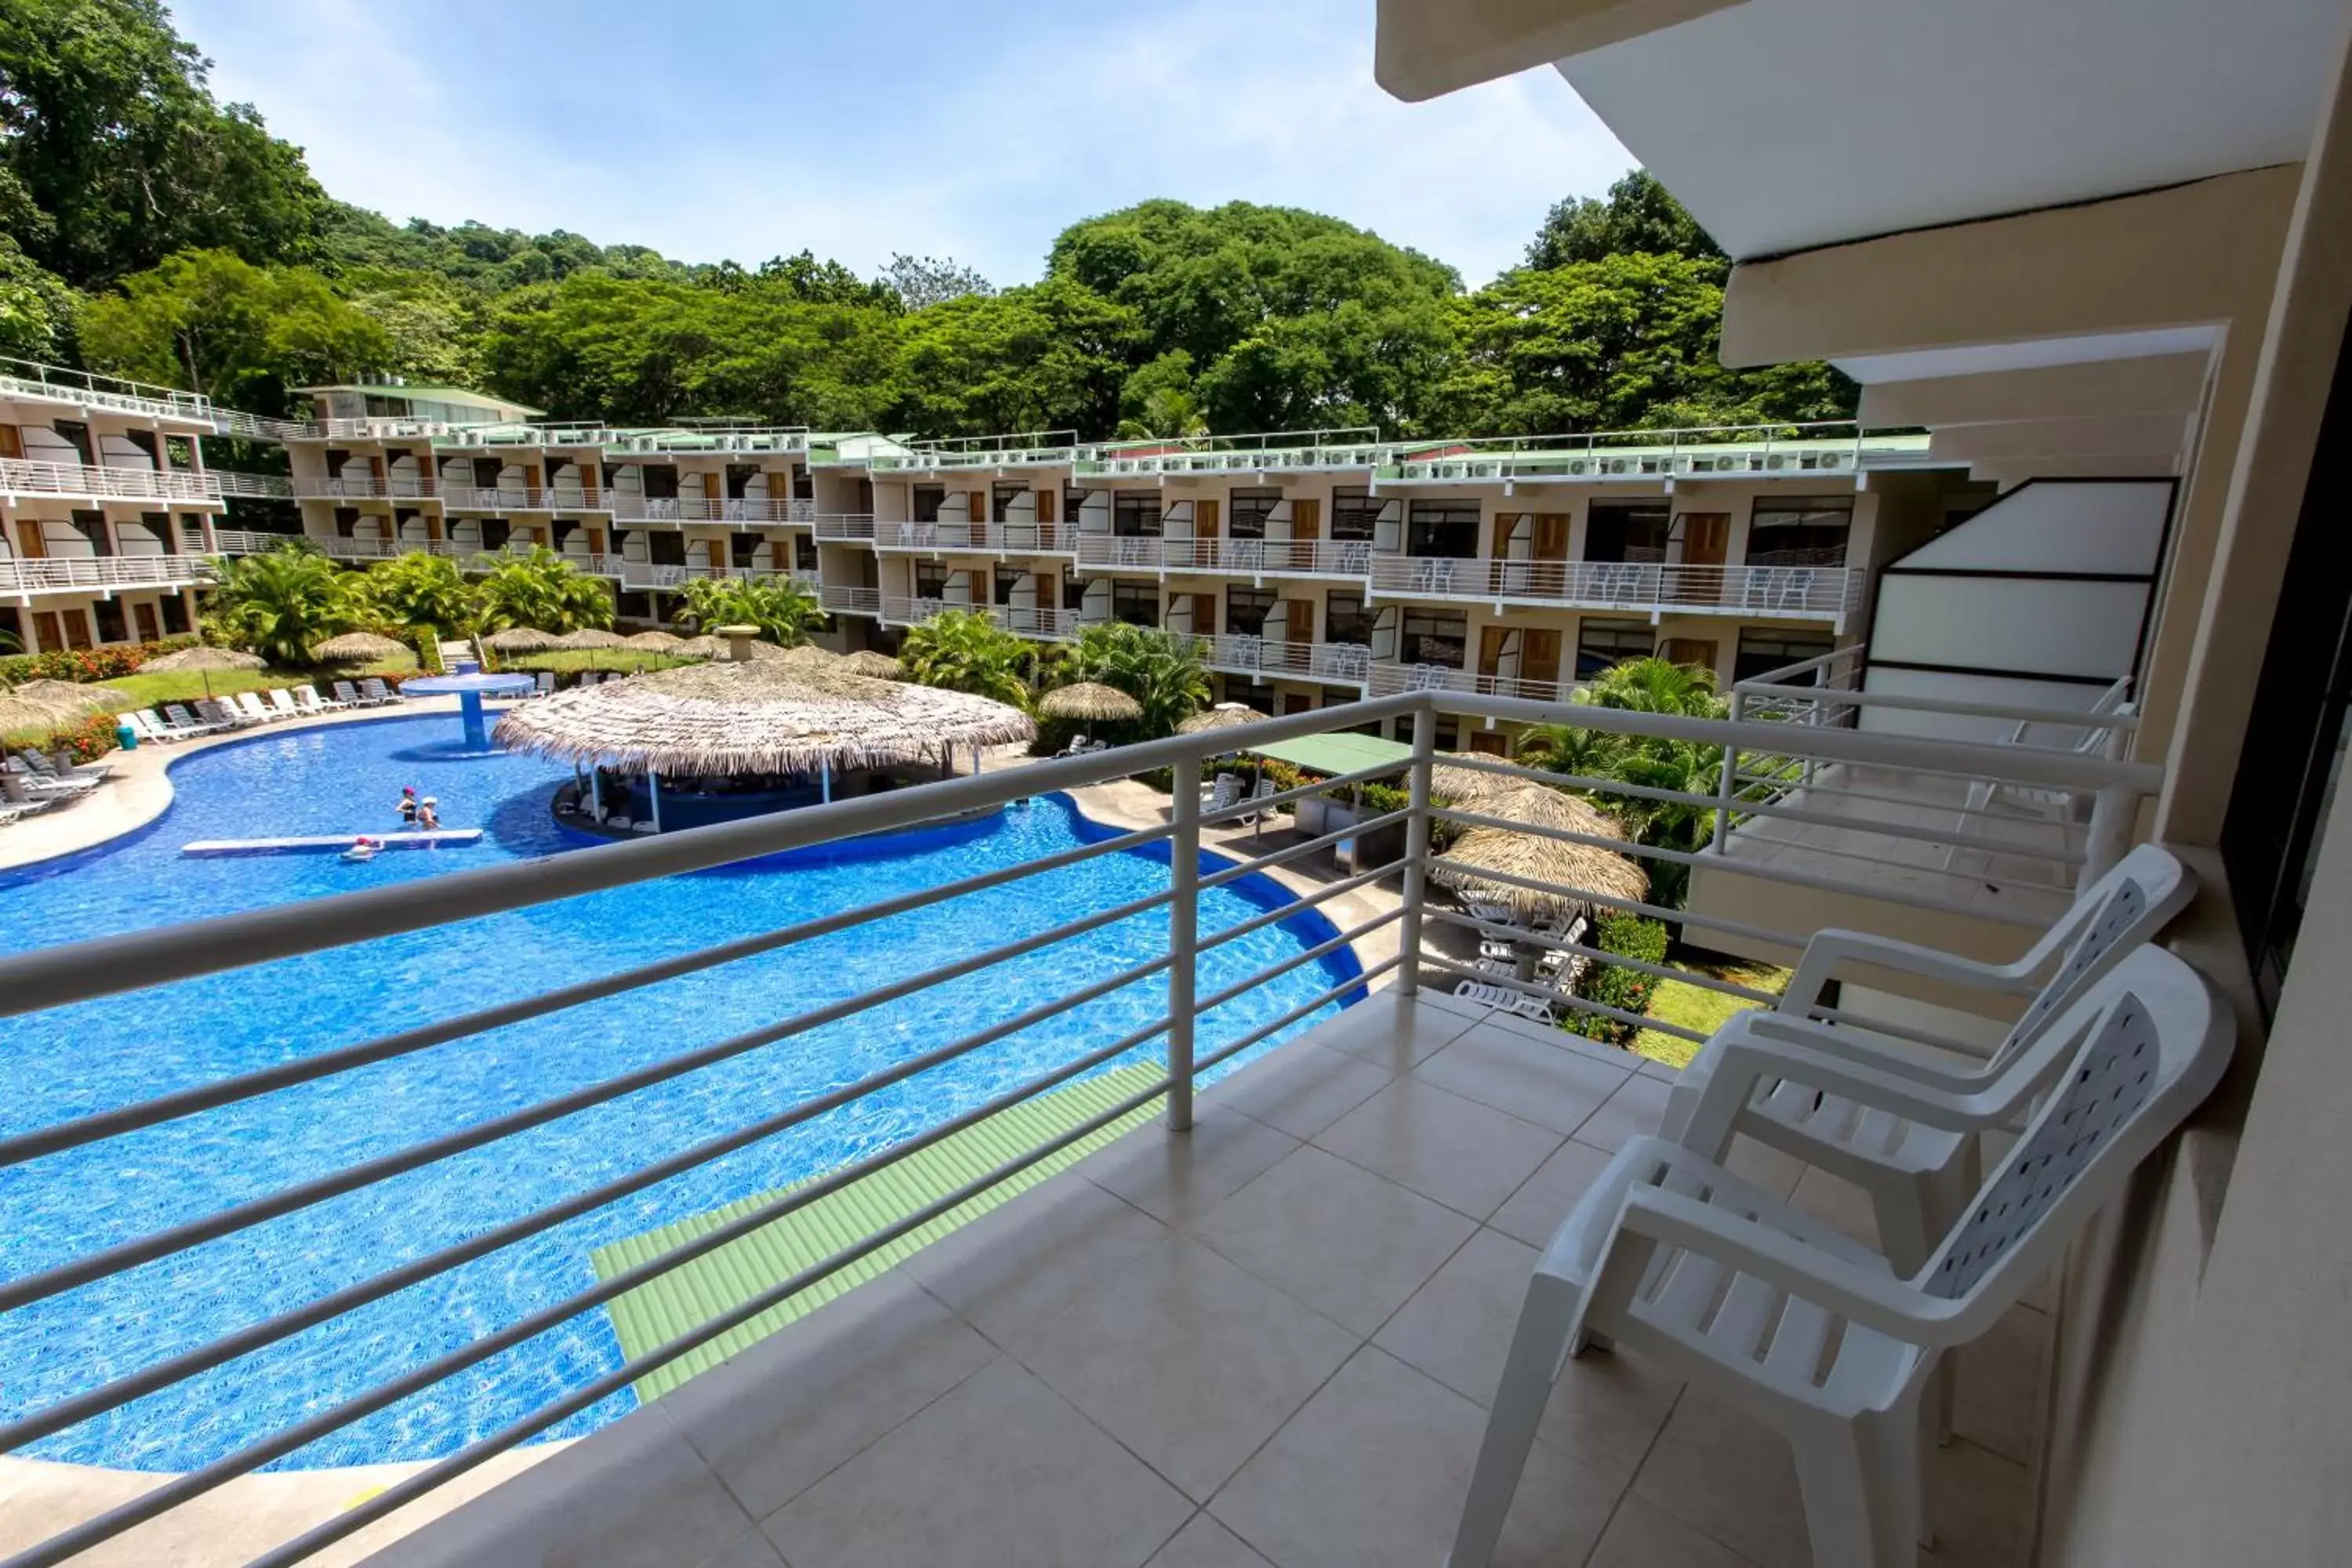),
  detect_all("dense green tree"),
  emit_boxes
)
[0,0,327,285]
[205,545,354,664]
[470,548,614,633]
[1526,170,1724,275]
[0,231,74,358]
[880,253,993,311]
[349,552,475,642]
[898,609,1034,707]
[78,249,390,411]
[671,575,824,645]
[1053,622,1210,740]
[891,278,1140,438]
